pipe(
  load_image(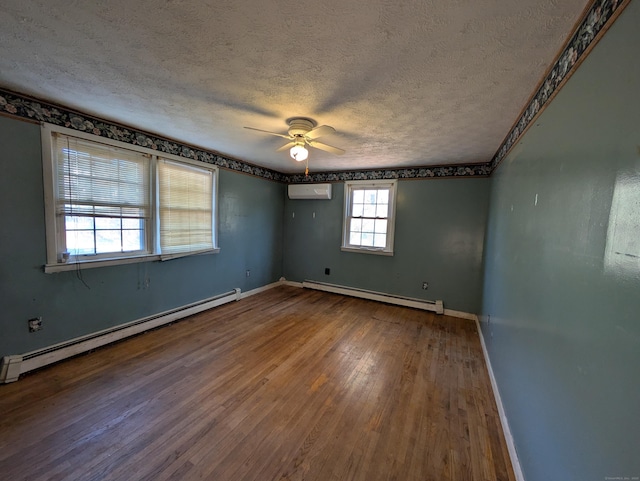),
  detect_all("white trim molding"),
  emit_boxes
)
[443,308,477,321]
[239,281,283,299]
[474,315,525,481]
[341,179,398,256]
